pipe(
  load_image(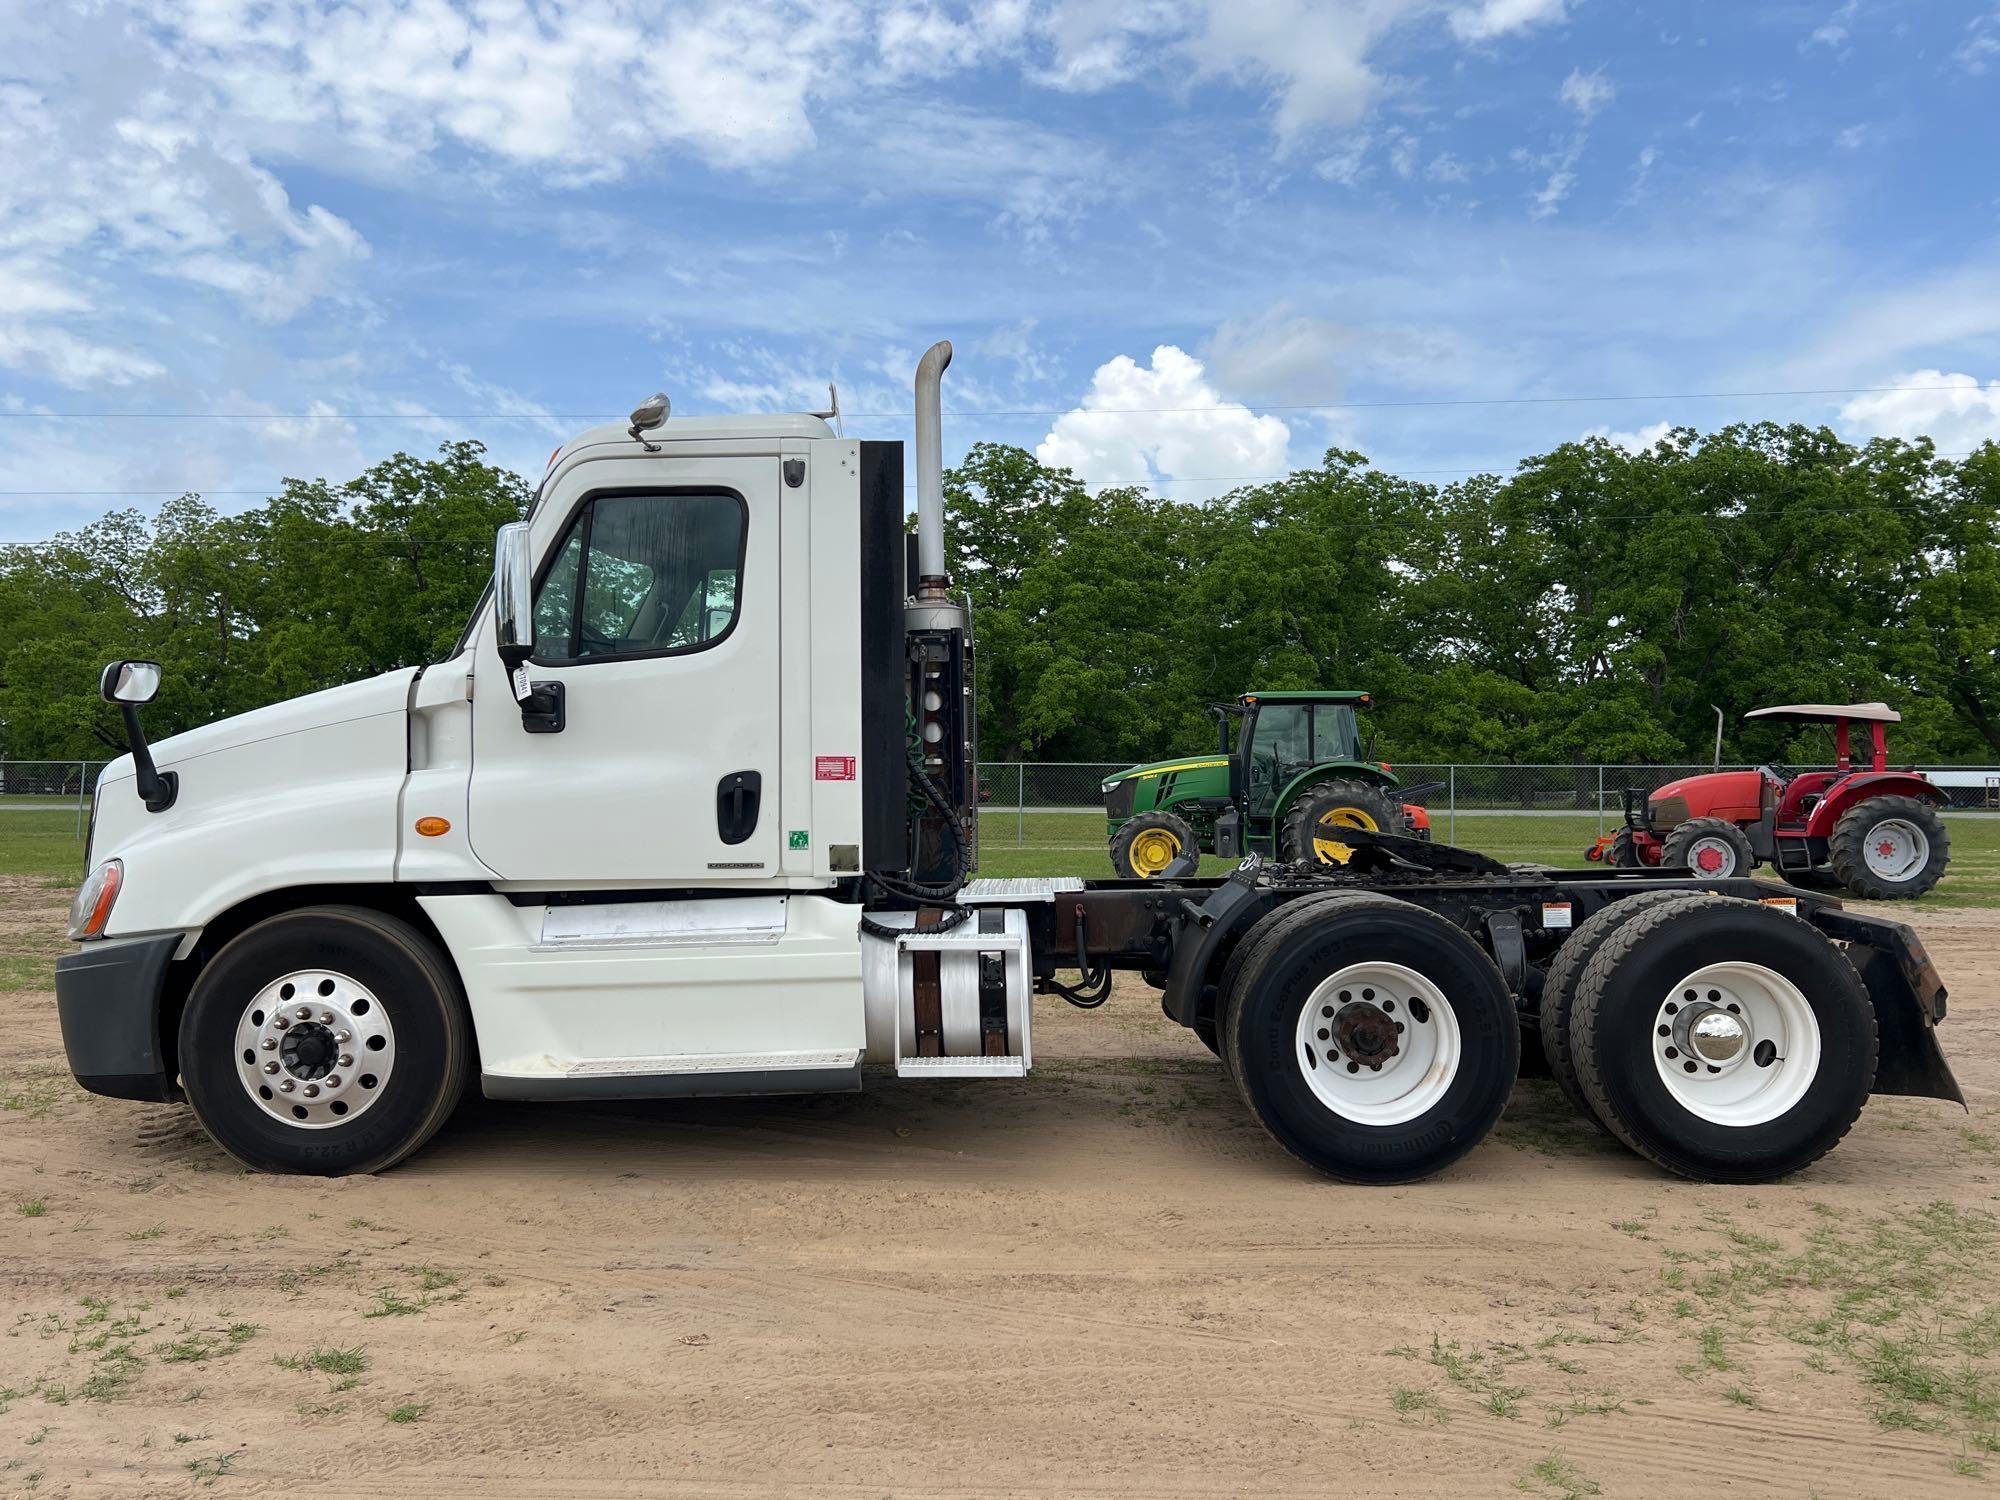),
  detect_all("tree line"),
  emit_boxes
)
[3,425,1997,769]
